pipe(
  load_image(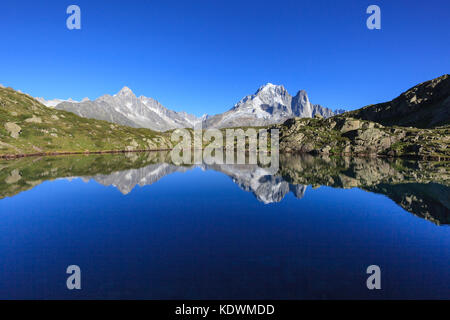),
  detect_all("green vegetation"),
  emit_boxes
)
[0,87,173,156]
